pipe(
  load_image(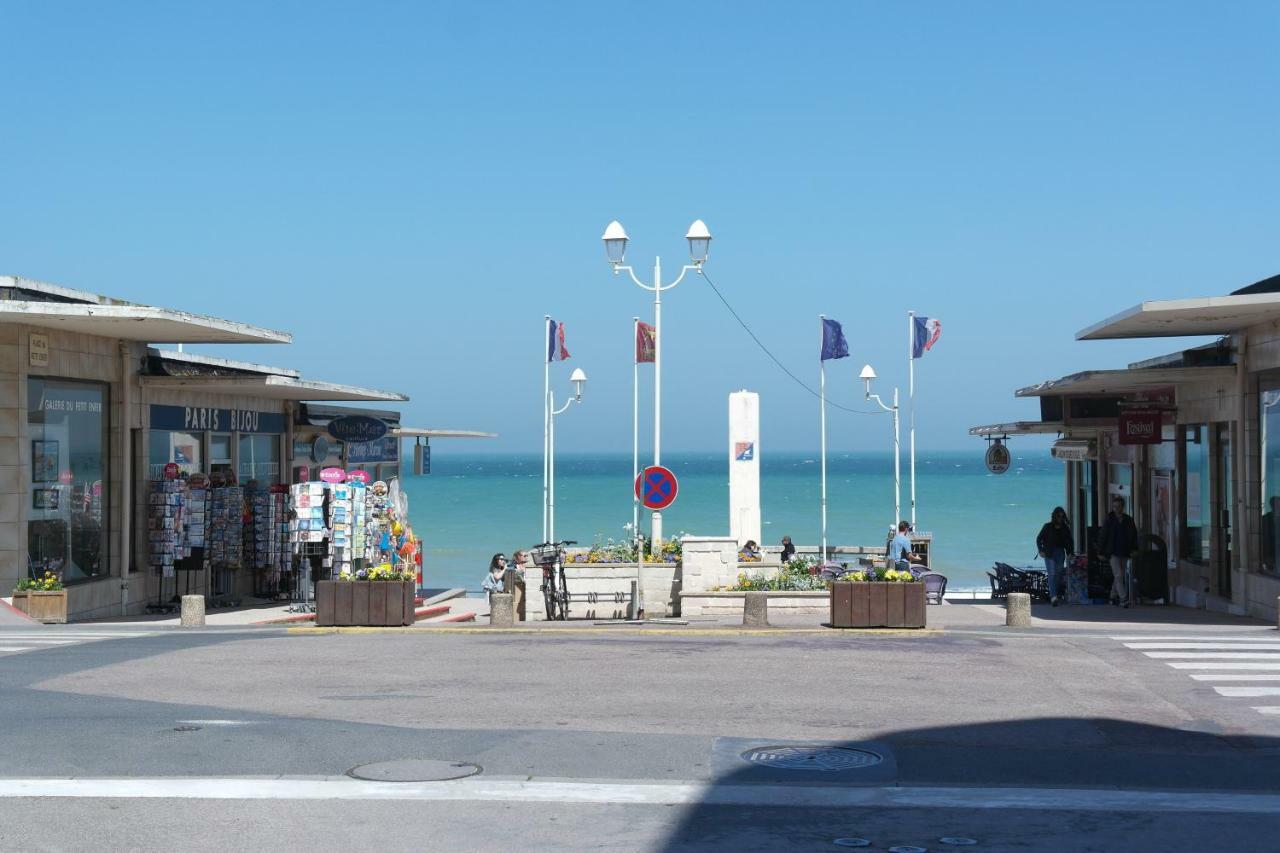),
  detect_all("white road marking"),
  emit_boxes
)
[1125,643,1280,651]
[1111,636,1280,642]
[0,631,157,657]
[1189,674,1280,681]
[1168,662,1280,670]
[1213,687,1280,698]
[176,720,257,727]
[0,777,1275,814]
[1144,652,1280,660]
[1253,707,1280,715]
